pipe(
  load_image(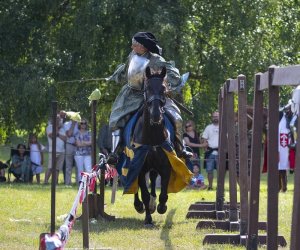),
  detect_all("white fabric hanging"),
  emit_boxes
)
[278,115,290,170]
